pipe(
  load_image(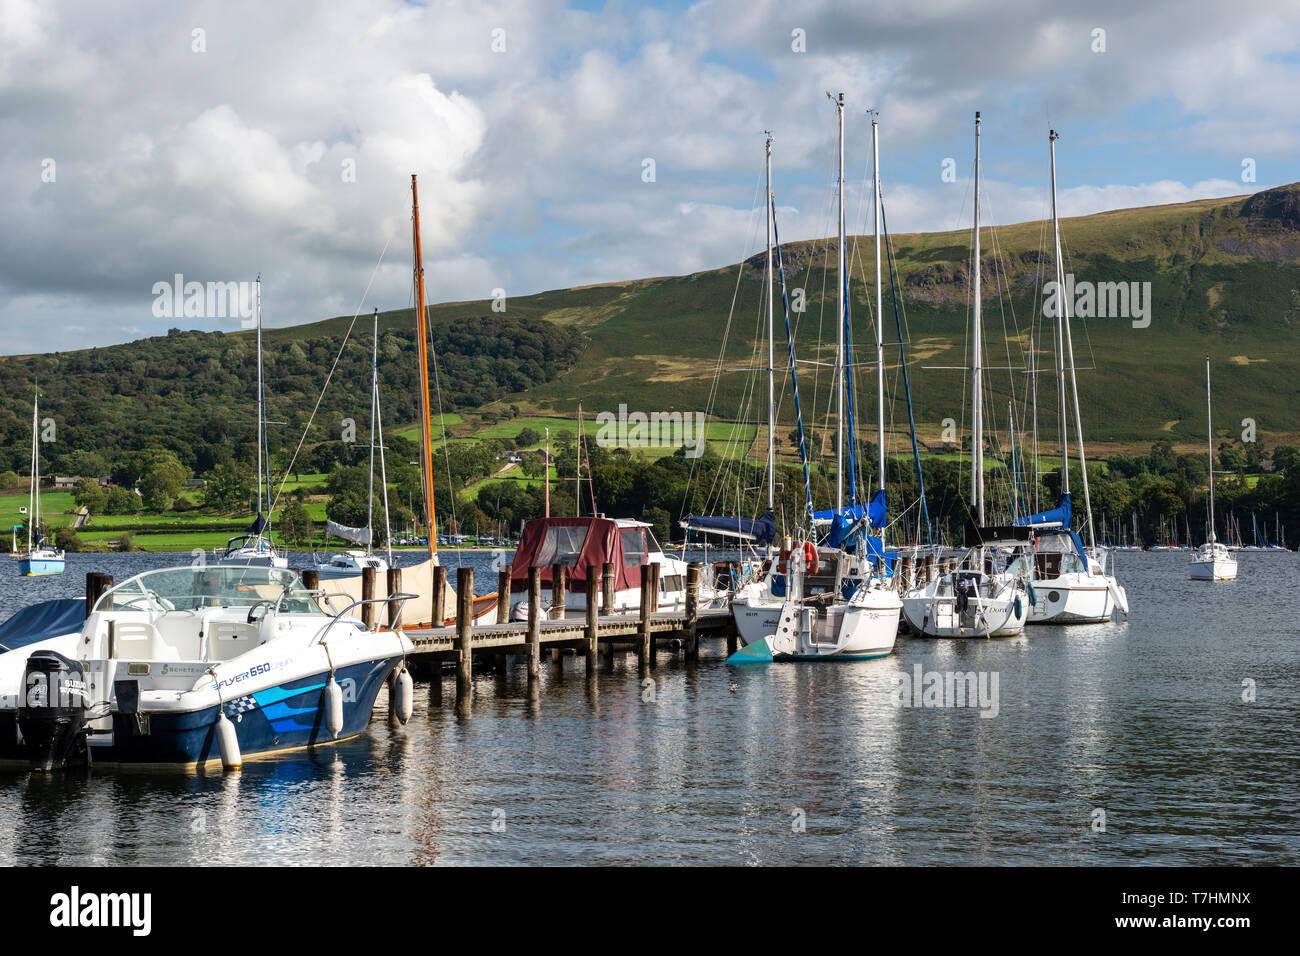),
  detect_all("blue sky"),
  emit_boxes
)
[1,0,1297,353]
